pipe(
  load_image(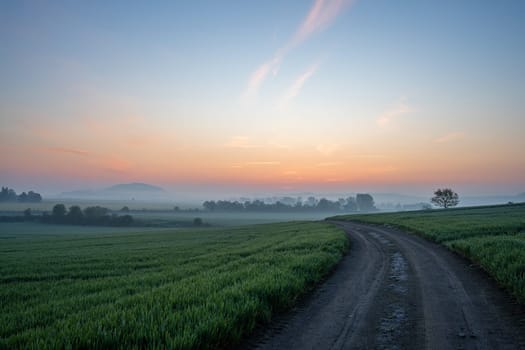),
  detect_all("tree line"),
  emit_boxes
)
[1,204,134,226]
[45,204,134,226]
[202,194,376,212]
[0,187,42,202]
